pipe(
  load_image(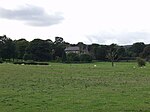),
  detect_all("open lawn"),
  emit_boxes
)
[0,62,149,112]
